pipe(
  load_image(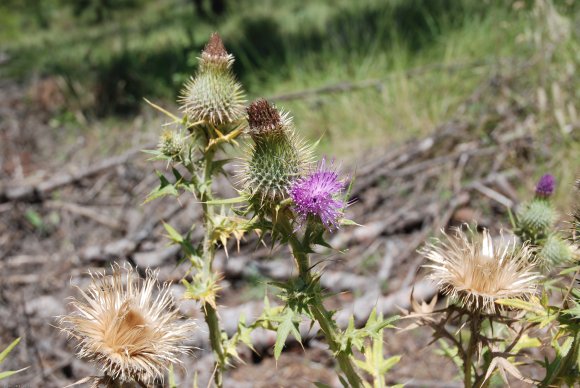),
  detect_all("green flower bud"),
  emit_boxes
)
[516,199,556,244]
[240,100,312,207]
[538,234,573,271]
[179,33,245,126]
[158,130,184,159]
